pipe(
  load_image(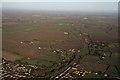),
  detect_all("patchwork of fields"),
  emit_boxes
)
[2,12,119,79]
